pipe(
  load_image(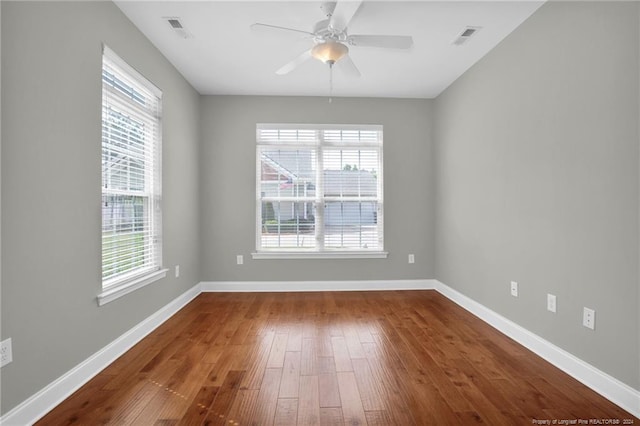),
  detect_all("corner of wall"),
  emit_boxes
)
[637,0,640,396]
